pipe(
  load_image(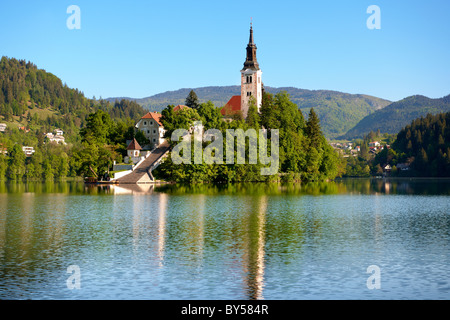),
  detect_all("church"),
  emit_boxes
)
[221,23,264,119]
